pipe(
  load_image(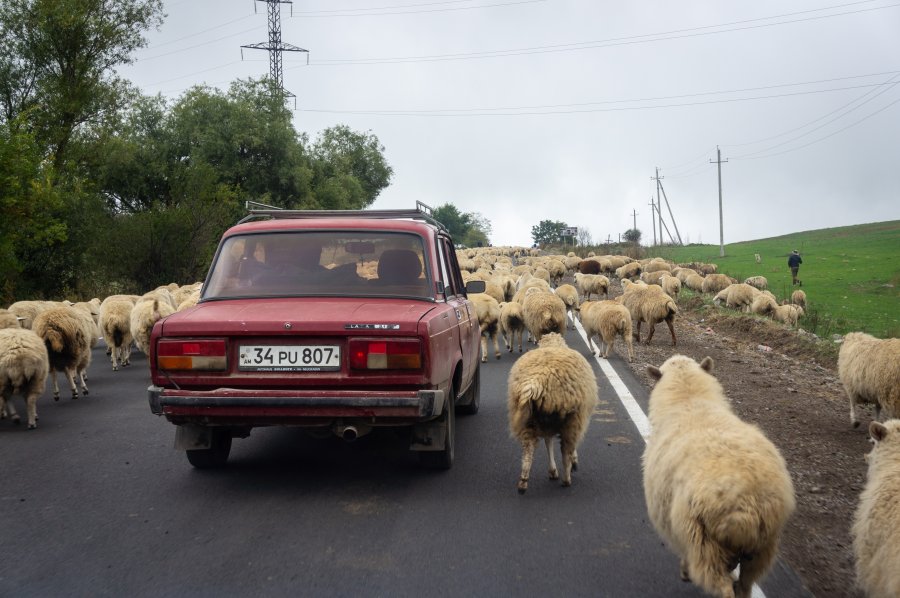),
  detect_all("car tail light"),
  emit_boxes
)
[157,339,227,371]
[349,339,422,370]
